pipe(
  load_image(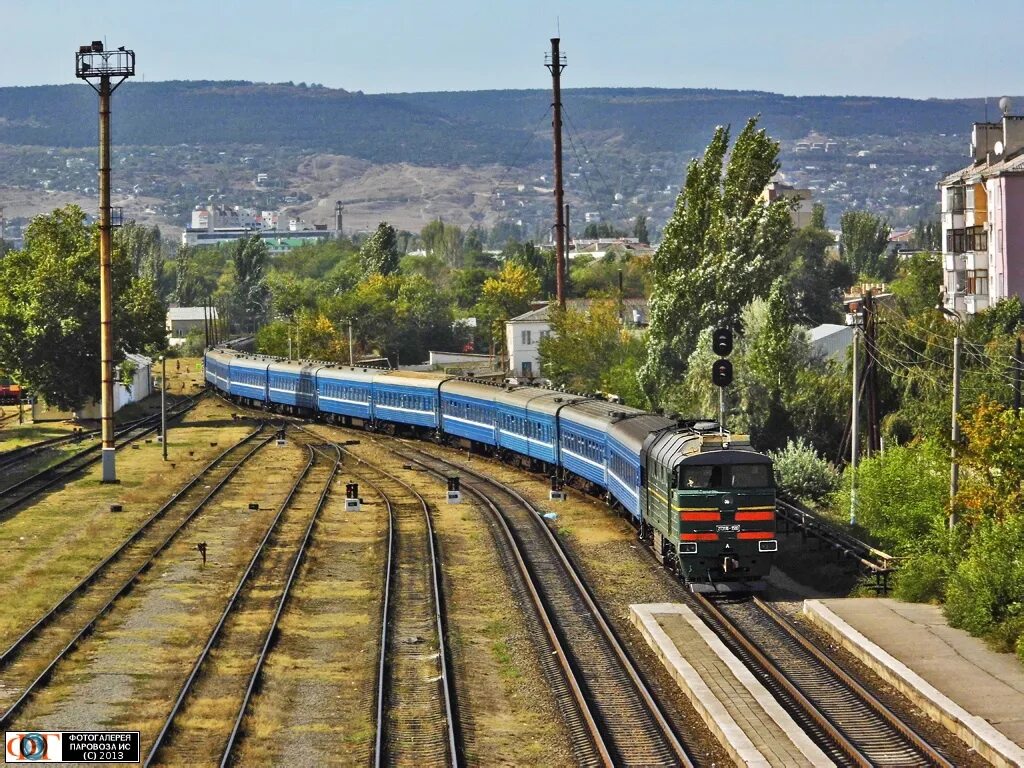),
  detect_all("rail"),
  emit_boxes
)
[219,441,341,766]
[0,423,272,727]
[145,432,323,766]
[692,593,955,768]
[397,443,692,768]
